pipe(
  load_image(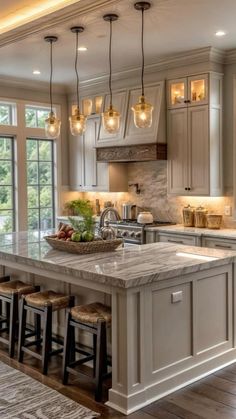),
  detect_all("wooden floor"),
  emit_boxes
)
[2,344,236,418]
